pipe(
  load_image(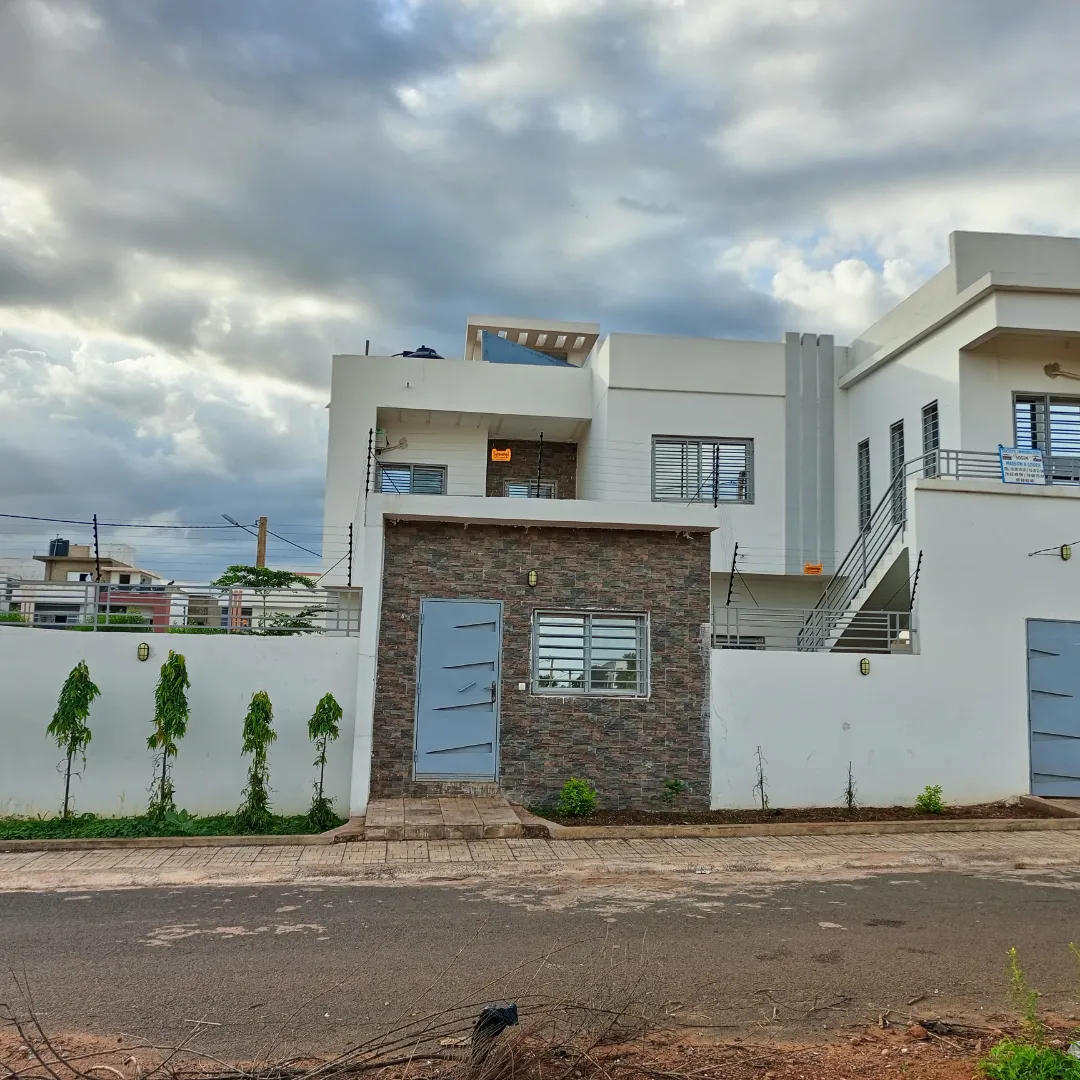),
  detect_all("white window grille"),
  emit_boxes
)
[652,437,753,503]
[503,480,556,498]
[532,612,648,696]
